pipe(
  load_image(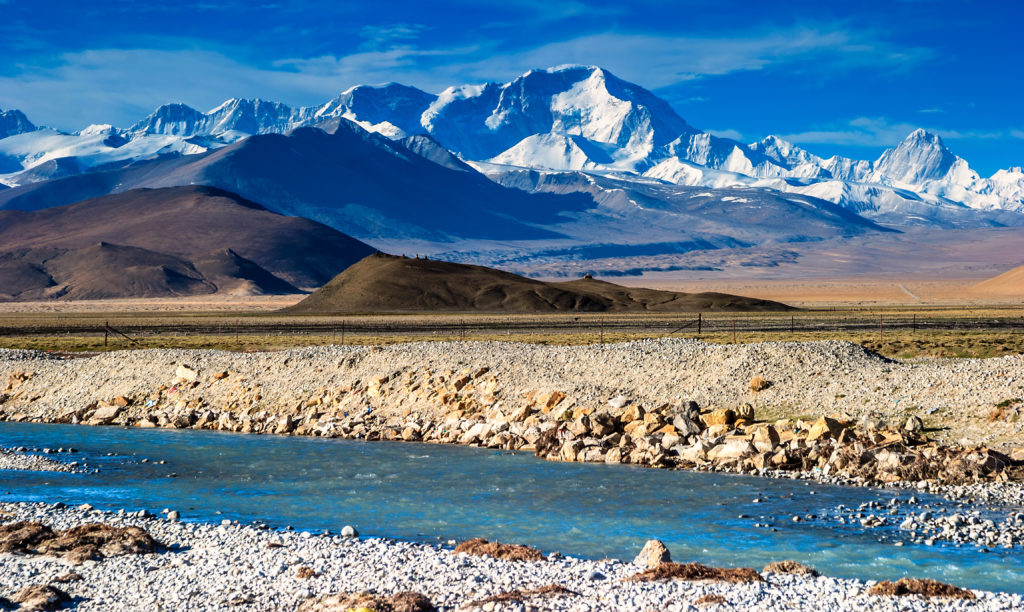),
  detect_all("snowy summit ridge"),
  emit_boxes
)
[0,65,1021,217]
